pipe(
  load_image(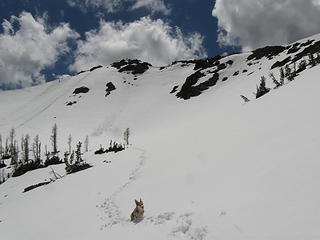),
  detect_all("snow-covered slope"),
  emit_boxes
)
[1,33,320,240]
